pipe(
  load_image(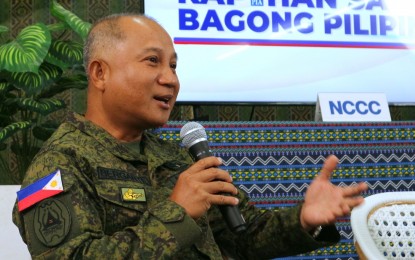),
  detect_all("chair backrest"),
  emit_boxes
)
[351,192,415,260]
[0,185,31,259]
